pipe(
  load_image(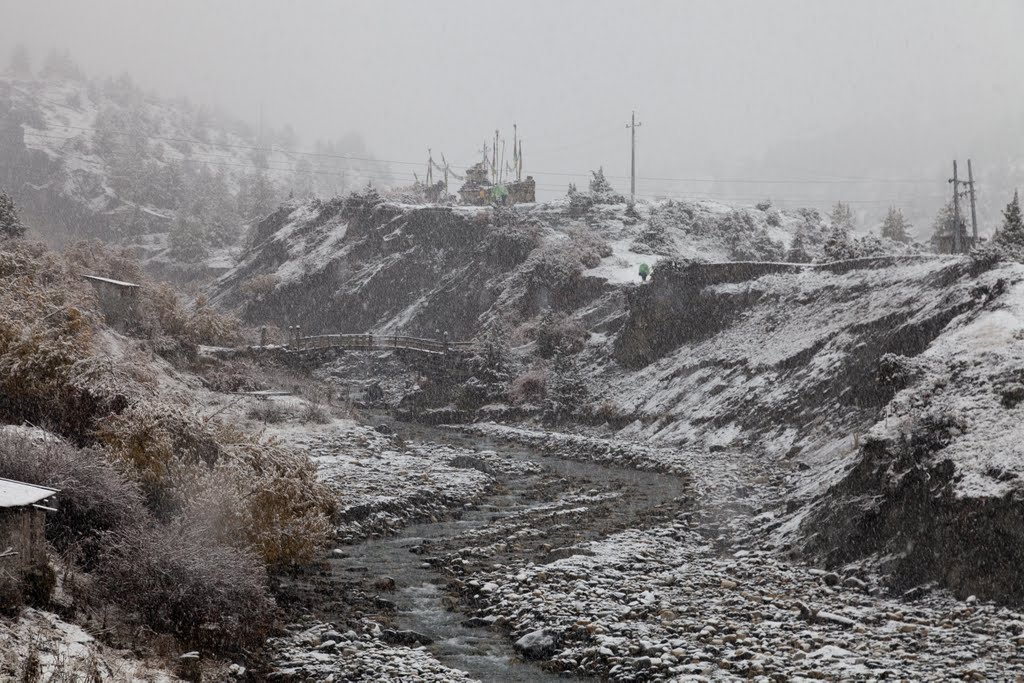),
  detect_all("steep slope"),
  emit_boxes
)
[599,251,1024,601]
[209,193,819,339]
